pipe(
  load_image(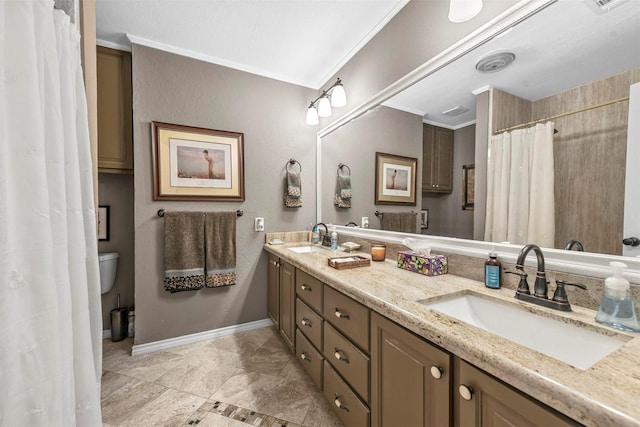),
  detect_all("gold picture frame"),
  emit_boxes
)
[374,152,417,205]
[152,121,245,201]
